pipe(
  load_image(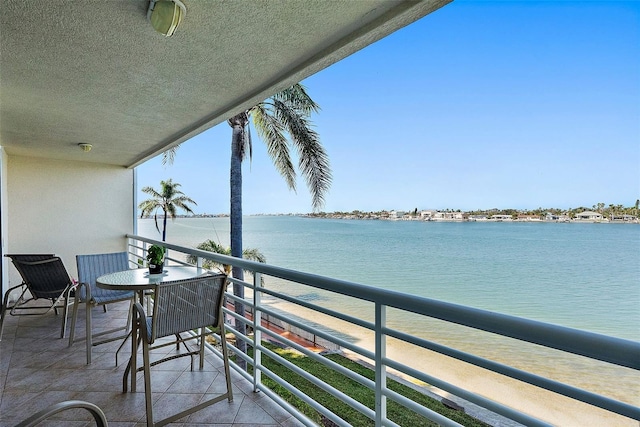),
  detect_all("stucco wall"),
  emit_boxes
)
[1,148,7,294]
[5,155,134,287]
